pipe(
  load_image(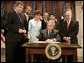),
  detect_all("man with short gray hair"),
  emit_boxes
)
[59,8,79,44]
[58,8,79,62]
[34,20,61,42]
[34,20,61,62]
